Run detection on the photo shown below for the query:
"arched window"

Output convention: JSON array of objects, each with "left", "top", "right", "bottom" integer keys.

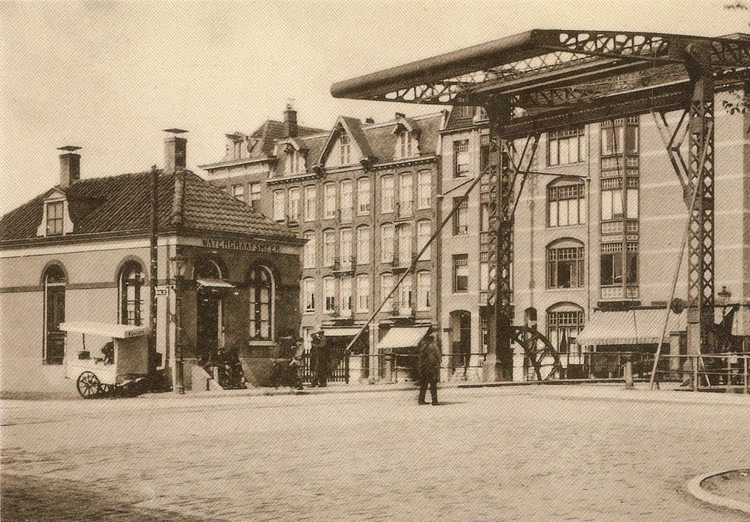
[
  {"left": 44, "top": 264, "right": 66, "bottom": 365},
  {"left": 247, "top": 266, "right": 274, "bottom": 341},
  {"left": 547, "top": 303, "right": 585, "bottom": 358},
  {"left": 194, "top": 258, "right": 222, "bottom": 279},
  {"left": 547, "top": 239, "right": 585, "bottom": 289},
  {"left": 119, "top": 261, "right": 144, "bottom": 325}
]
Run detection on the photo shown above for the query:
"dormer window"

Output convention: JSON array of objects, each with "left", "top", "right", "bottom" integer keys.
[
  {"left": 397, "top": 130, "right": 414, "bottom": 159},
  {"left": 46, "top": 201, "right": 64, "bottom": 236},
  {"left": 288, "top": 150, "right": 305, "bottom": 175},
  {"left": 339, "top": 133, "right": 351, "bottom": 165},
  {"left": 37, "top": 193, "right": 73, "bottom": 238}
]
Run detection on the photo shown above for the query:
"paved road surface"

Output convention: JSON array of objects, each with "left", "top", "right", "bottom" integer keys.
[{"left": 2, "top": 384, "right": 749, "bottom": 521}]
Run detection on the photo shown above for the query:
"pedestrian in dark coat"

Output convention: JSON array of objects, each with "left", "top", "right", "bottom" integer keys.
[
  {"left": 310, "top": 331, "right": 329, "bottom": 387},
  {"left": 417, "top": 335, "right": 440, "bottom": 405}
]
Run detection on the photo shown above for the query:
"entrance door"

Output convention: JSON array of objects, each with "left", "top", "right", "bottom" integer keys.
[
  {"left": 45, "top": 266, "right": 66, "bottom": 364},
  {"left": 196, "top": 289, "right": 221, "bottom": 362}
]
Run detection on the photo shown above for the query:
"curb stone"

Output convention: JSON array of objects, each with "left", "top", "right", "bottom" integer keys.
[{"left": 686, "top": 470, "right": 750, "bottom": 515}]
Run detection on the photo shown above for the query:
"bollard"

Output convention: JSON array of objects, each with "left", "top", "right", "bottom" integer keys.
[{"left": 624, "top": 360, "right": 634, "bottom": 389}]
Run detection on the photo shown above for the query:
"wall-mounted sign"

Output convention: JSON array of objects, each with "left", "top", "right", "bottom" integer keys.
[{"left": 202, "top": 237, "right": 281, "bottom": 254}]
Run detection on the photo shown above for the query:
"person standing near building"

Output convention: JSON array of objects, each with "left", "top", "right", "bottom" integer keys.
[
  {"left": 418, "top": 334, "right": 440, "bottom": 405},
  {"left": 310, "top": 331, "right": 329, "bottom": 387}
]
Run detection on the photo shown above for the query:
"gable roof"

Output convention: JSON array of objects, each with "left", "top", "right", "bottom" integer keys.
[{"left": 0, "top": 170, "right": 299, "bottom": 245}]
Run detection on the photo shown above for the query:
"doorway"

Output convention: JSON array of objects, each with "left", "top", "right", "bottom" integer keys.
[
  {"left": 44, "top": 265, "right": 66, "bottom": 364},
  {"left": 449, "top": 310, "right": 472, "bottom": 374},
  {"left": 194, "top": 258, "right": 225, "bottom": 362}
]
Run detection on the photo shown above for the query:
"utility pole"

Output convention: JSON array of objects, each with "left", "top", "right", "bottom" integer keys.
[{"left": 148, "top": 165, "right": 159, "bottom": 380}]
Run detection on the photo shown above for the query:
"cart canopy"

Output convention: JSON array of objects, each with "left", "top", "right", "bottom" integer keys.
[{"left": 59, "top": 321, "right": 150, "bottom": 339}]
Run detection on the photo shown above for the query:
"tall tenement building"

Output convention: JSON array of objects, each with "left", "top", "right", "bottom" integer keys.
[
  {"left": 440, "top": 101, "right": 750, "bottom": 381},
  {"left": 201, "top": 107, "right": 448, "bottom": 382}
]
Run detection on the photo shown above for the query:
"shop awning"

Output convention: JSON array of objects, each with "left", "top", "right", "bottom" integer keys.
[
  {"left": 577, "top": 309, "right": 687, "bottom": 346},
  {"left": 321, "top": 328, "right": 362, "bottom": 337},
  {"left": 196, "top": 278, "right": 235, "bottom": 289},
  {"left": 376, "top": 327, "right": 430, "bottom": 351}
]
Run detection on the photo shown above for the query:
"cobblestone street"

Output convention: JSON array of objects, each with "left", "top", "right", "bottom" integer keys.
[{"left": 2, "top": 384, "right": 749, "bottom": 521}]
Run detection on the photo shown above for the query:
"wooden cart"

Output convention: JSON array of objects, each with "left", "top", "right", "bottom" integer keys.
[{"left": 61, "top": 321, "right": 150, "bottom": 398}]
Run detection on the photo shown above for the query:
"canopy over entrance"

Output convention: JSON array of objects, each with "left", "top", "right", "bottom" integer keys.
[
  {"left": 321, "top": 328, "right": 361, "bottom": 337},
  {"left": 577, "top": 309, "right": 687, "bottom": 347},
  {"left": 332, "top": 29, "right": 750, "bottom": 138},
  {"left": 376, "top": 327, "right": 430, "bottom": 351}
]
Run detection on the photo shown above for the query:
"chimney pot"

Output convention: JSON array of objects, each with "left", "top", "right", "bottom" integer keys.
[
  {"left": 164, "top": 129, "right": 188, "bottom": 174},
  {"left": 57, "top": 146, "right": 81, "bottom": 188},
  {"left": 365, "top": 117, "right": 375, "bottom": 124},
  {"left": 283, "top": 105, "right": 298, "bottom": 138}
]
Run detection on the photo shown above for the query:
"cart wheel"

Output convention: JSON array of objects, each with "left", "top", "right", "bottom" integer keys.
[
  {"left": 76, "top": 371, "right": 101, "bottom": 399},
  {"left": 98, "top": 383, "right": 112, "bottom": 396}
]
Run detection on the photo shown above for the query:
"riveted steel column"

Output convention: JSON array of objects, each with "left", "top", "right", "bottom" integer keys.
[
  {"left": 685, "top": 66, "right": 715, "bottom": 360},
  {"left": 485, "top": 100, "right": 515, "bottom": 381}
]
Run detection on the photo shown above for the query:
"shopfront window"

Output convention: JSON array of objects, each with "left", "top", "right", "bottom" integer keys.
[
  {"left": 247, "top": 266, "right": 273, "bottom": 340},
  {"left": 119, "top": 261, "right": 143, "bottom": 326}
]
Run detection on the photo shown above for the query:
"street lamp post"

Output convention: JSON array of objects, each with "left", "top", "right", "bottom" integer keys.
[{"left": 171, "top": 253, "right": 187, "bottom": 394}]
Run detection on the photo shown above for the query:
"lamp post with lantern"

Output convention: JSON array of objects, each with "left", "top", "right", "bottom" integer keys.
[{"left": 171, "top": 253, "right": 187, "bottom": 394}]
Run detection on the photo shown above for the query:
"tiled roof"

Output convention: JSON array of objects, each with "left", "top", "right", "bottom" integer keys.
[{"left": 0, "top": 170, "right": 298, "bottom": 244}]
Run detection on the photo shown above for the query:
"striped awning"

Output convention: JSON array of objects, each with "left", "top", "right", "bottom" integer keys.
[
  {"left": 577, "top": 309, "right": 687, "bottom": 347},
  {"left": 376, "top": 327, "right": 430, "bottom": 350}
]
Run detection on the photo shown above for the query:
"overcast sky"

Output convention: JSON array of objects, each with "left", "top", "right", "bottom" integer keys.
[{"left": 2, "top": 0, "right": 748, "bottom": 215}]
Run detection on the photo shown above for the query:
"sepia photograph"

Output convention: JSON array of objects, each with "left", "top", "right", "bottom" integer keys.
[{"left": 1, "top": 0, "right": 750, "bottom": 520}]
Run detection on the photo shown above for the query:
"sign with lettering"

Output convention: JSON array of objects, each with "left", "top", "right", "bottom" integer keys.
[{"left": 202, "top": 238, "right": 281, "bottom": 254}]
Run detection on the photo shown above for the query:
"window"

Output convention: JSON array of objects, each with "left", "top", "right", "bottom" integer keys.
[
  {"left": 340, "top": 180, "right": 353, "bottom": 222},
  {"left": 397, "top": 130, "right": 414, "bottom": 159},
  {"left": 340, "top": 277, "right": 352, "bottom": 314},
  {"left": 399, "top": 275, "right": 412, "bottom": 314},
  {"left": 398, "top": 224, "right": 412, "bottom": 266},
  {"left": 547, "top": 306, "right": 585, "bottom": 357},
  {"left": 600, "top": 242, "right": 638, "bottom": 286},
  {"left": 324, "top": 277, "right": 335, "bottom": 313},
  {"left": 399, "top": 173, "right": 413, "bottom": 217},
  {"left": 480, "top": 134, "right": 490, "bottom": 175},
  {"left": 304, "top": 185, "right": 317, "bottom": 221},
  {"left": 601, "top": 118, "right": 638, "bottom": 156},
  {"left": 417, "top": 220, "right": 431, "bottom": 261},
  {"left": 381, "top": 273, "right": 395, "bottom": 311},
  {"left": 380, "top": 223, "right": 394, "bottom": 263},
  {"left": 548, "top": 126, "right": 586, "bottom": 166},
  {"left": 417, "top": 271, "right": 431, "bottom": 310},
  {"left": 340, "top": 228, "right": 352, "bottom": 269},
  {"left": 417, "top": 171, "right": 431, "bottom": 209},
  {"left": 381, "top": 176, "right": 395, "bottom": 213},
  {"left": 357, "top": 274, "right": 370, "bottom": 312},
  {"left": 453, "top": 198, "right": 468, "bottom": 235},
  {"left": 46, "top": 201, "right": 64, "bottom": 236},
  {"left": 357, "top": 177, "right": 370, "bottom": 215},
  {"left": 231, "top": 184, "right": 245, "bottom": 202},
  {"left": 250, "top": 182, "right": 261, "bottom": 209},
  {"left": 119, "top": 261, "right": 143, "bottom": 326},
  {"left": 454, "top": 140, "right": 469, "bottom": 177},
  {"left": 248, "top": 266, "right": 273, "bottom": 340},
  {"left": 288, "top": 150, "right": 304, "bottom": 175},
  {"left": 453, "top": 254, "right": 469, "bottom": 292},
  {"left": 303, "top": 231, "right": 316, "bottom": 268},
  {"left": 601, "top": 185, "right": 638, "bottom": 221},
  {"left": 547, "top": 242, "right": 585, "bottom": 289},
  {"left": 273, "top": 190, "right": 285, "bottom": 222},
  {"left": 324, "top": 182, "right": 337, "bottom": 220},
  {"left": 288, "top": 187, "right": 301, "bottom": 222},
  {"left": 303, "top": 278, "right": 315, "bottom": 312},
  {"left": 548, "top": 183, "right": 586, "bottom": 227},
  {"left": 357, "top": 226, "right": 370, "bottom": 264},
  {"left": 340, "top": 133, "right": 351, "bottom": 165},
  {"left": 323, "top": 229, "right": 336, "bottom": 267}
]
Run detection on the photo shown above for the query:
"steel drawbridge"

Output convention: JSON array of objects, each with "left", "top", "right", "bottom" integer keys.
[{"left": 332, "top": 30, "right": 750, "bottom": 380}]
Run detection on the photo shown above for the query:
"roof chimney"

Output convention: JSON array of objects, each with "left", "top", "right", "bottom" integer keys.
[
  {"left": 164, "top": 129, "right": 188, "bottom": 174},
  {"left": 283, "top": 103, "right": 298, "bottom": 138},
  {"left": 365, "top": 117, "right": 375, "bottom": 124},
  {"left": 58, "top": 146, "right": 81, "bottom": 188}
]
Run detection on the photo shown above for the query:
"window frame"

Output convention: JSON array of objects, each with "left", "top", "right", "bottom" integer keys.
[
  {"left": 453, "top": 139, "right": 470, "bottom": 178},
  {"left": 453, "top": 254, "right": 469, "bottom": 293}
]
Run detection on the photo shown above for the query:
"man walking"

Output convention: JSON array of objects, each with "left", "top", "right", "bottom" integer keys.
[
  {"left": 310, "top": 331, "right": 329, "bottom": 387},
  {"left": 417, "top": 334, "right": 440, "bottom": 405}
]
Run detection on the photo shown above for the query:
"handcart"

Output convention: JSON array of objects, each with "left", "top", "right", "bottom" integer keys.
[{"left": 61, "top": 321, "right": 150, "bottom": 398}]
